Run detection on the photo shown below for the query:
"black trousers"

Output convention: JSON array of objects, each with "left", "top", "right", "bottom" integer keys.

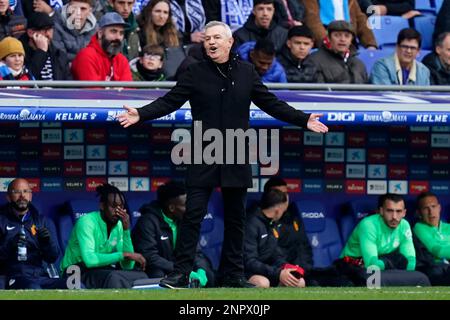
[
  {"left": 81, "top": 269, "right": 148, "bottom": 289},
  {"left": 174, "top": 186, "right": 247, "bottom": 278}
]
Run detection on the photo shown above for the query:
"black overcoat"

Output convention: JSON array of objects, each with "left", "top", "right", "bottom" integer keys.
[{"left": 137, "top": 55, "right": 310, "bottom": 187}]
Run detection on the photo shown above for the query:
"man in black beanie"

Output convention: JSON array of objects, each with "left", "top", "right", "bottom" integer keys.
[
  {"left": 19, "top": 12, "right": 71, "bottom": 80},
  {"left": 277, "top": 24, "right": 316, "bottom": 83},
  {"left": 132, "top": 180, "right": 215, "bottom": 287}
]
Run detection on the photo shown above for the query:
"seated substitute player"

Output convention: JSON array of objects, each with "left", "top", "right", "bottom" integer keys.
[
  {"left": 244, "top": 189, "right": 306, "bottom": 288},
  {"left": 61, "top": 183, "right": 147, "bottom": 288},
  {"left": 132, "top": 180, "right": 216, "bottom": 287},
  {"left": 413, "top": 191, "right": 450, "bottom": 286},
  {"left": 337, "top": 193, "right": 430, "bottom": 287}
]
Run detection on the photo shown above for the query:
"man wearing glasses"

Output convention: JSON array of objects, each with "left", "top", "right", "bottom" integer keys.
[
  {"left": 370, "top": 28, "right": 430, "bottom": 85},
  {"left": 0, "top": 178, "right": 67, "bottom": 289},
  {"left": 130, "top": 44, "right": 166, "bottom": 81}
]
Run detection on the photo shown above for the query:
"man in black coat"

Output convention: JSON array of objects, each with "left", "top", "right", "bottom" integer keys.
[
  {"left": 19, "top": 12, "right": 71, "bottom": 80},
  {"left": 422, "top": 32, "right": 450, "bottom": 85},
  {"left": 119, "top": 20, "right": 327, "bottom": 289},
  {"left": 277, "top": 25, "right": 316, "bottom": 83},
  {"left": 132, "top": 180, "right": 215, "bottom": 287}
]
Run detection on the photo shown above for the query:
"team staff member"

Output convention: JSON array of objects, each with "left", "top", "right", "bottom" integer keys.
[{"left": 118, "top": 20, "right": 328, "bottom": 289}]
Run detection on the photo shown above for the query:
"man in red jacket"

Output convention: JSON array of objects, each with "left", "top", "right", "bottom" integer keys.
[{"left": 71, "top": 11, "right": 132, "bottom": 81}]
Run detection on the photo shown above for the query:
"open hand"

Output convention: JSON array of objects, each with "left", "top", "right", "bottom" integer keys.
[
  {"left": 307, "top": 113, "right": 328, "bottom": 133},
  {"left": 118, "top": 105, "right": 140, "bottom": 128}
]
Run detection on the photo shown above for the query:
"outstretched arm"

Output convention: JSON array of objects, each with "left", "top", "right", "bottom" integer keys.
[
  {"left": 118, "top": 68, "right": 194, "bottom": 128},
  {"left": 251, "top": 68, "right": 328, "bottom": 133}
]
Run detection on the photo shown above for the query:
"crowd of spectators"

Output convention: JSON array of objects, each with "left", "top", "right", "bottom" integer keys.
[{"left": 0, "top": 0, "right": 447, "bottom": 84}]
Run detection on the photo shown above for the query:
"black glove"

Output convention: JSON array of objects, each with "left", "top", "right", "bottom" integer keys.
[{"left": 37, "top": 227, "right": 51, "bottom": 245}]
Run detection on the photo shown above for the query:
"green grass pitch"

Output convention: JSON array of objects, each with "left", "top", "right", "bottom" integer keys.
[{"left": 0, "top": 287, "right": 450, "bottom": 300}]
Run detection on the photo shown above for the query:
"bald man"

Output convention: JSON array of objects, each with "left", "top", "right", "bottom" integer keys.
[{"left": 0, "top": 178, "right": 66, "bottom": 289}]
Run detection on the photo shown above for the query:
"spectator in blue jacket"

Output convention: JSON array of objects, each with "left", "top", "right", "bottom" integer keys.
[
  {"left": 370, "top": 28, "right": 430, "bottom": 85},
  {"left": 237, "top": 38, "right": 287, "bottom": 83},
  {"left": 0, "top": 178, "right": 66, "bottom": 289}
]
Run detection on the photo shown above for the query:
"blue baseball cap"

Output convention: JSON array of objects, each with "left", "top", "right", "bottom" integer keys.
[{"left": 98, "top": 12, "right": 129, "bottom": 29}]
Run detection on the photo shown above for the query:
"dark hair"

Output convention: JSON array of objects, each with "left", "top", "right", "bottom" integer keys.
[
  {"left": 254, "top": 38, "right": 276, "bottom": 56},
  {"left": 435, "top": 31, "right": 450, "bottom": 48},
  {"left": 140, "top": 44, "right": 165, "bottom": 59},
  {"left": 378, "top": 193, "right": 404, "bottom": 209},
  {"left": 137, "top": 0, "right": 179, "bottom": 48},
  {"left": 288, "top": 25, "right": 314, "bottom": 40},
  {"left": 157, "top": 180, "right": 186, "bottom": 208},
  {"left": 263, "top": 176, "right": 287, "bottom": 193},
  {"left": 96, "top": 183, "right": 126, "bottom": 207},
  {"left": 397, "top": 28, "right": 422, "bottom": 48},
  {"left": 253, "top": 0, "right": 274, "bottom": 7},
  {"left": 260, "top": 189, "right": 287, "bottom": 210},
  {"left": 416, "top": 191, "right": 439, "bottom": 208}
]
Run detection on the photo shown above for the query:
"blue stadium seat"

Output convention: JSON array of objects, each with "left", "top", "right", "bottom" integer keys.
[
  {"left": 340, "top": 199, "right": 377, "bottom": 243},
  {"left": 358, "top": 48, "right": 394, "bottom": 73},
  {"left": 435, "top": 0, "right": 443, "bottom": 13},
  {"left": 417, "top": 49, "right": 432, "bottom": 61},
  {"left": 198, "top": 200, "right": 224, "bottom": 270},
  {"left": 368, "top": 16, "right": 409, "bottom": 48},
  {"left": 415, "top": 0, "right": 435, "bottom": 13},
  {"left": 162, "top": 46, "right": 187, "bottom": 80},
  {"left": 297, "top": 200, "right": 342, "bottom": 268},
  {"left": 58, "top": 199, "right": 97, "bottom": 251},
  {"left": 414, "top": 16, "right": 437, "bottom": 50}
]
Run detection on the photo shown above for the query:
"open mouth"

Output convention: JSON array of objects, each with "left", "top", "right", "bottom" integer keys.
[{"left": 209, "top": 46, "right": 218, "bottom": 53}]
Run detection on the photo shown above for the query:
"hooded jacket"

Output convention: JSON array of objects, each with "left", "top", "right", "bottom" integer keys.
[
  {"left": 106, "top": 5, "right": 141, "bottom": 60},
  {"left": 233, "top": 14, "right": 288, "bottom": 53},
  {"left": 71, "top": 34, "right": 133, "bottom": 81},
  {"left": 131, "top": 200, "right": 213, "bottom": 280},
  {"left": 53, "top": 4, "right": 98, "bottom": 62},
  {"left": 237, "top": 41, "right": 287, "bottom": 83}
]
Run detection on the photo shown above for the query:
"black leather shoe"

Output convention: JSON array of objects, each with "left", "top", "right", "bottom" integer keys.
[
  {"left": 159, "top": 272, "right": 189, "bottom": 289},
  {"left": 221, "top": 276, "right": 255, "bottom": 288}
]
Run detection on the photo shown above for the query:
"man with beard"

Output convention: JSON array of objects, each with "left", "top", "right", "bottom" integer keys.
[
  {"left": 118, "top": 21, "right": 327, "bottom": 289},
  {"left": 337, "top": 193, "right": 430, "bottom": 287},
  {"left": 71, "top": 11, "right": 132, "bottom": 81},
  {"left": 0, "top": 178, "right": 67, "bottom": 289},
  {"left": 61, "top": 183, "right": 147, "bottom": 288}
]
